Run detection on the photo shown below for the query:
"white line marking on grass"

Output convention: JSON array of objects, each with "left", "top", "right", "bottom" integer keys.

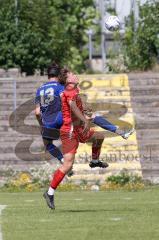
[
  {"left": 110, "top": 217, "right": 122, "bottom": 221},
  {"left": 123, "top": 197, "right": 132, "bottom": 200},
  {"left": 0, "top": 205, "right": 7, "bottom": 240},
  {"left": 74, "top": 199, "right": 83, "bottom": 201},
  {"left": 39, "top": 219, "right": 52, "bottom": 223},
  {"left": 25, "top": 200, "right": 35, "bottom": 203}
]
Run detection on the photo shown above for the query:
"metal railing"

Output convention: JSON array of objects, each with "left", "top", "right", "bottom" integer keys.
[
  {"left": 0, "top": 78, "right": 17, "bottom": 112},
  {"left": 0, "top": 78, "right": 17, "bottom": 128}
]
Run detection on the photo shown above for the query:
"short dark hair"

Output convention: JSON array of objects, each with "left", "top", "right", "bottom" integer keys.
[
  {"left": 59, "top": 67, "right": 70, "bottom": 85},
  {"left": 47, "top": 62, "right": 61, "bottom": 78}
]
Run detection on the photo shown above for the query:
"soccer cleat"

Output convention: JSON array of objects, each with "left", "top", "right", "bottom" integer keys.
[
  {"left": 43, "top": 191, "right": 55, "bottom": 210},
  {"left": 122, "top": 128, "right": 135, "bottom": 140},
  {"left": 89, "top": 160, "right": 109, "bottom": 168}
]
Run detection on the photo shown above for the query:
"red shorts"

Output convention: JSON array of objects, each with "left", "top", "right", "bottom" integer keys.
[{"left": 60, "top": 126, "right": 94, "bottom": 154}]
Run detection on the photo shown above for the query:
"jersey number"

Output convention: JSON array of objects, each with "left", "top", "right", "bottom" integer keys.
[{"left": 40, "top": 87, "right": 54, "bottom": 106}]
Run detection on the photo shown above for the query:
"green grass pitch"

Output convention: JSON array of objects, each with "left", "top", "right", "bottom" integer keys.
[{"left": 1, "top": 188, "right": 159, "bottom": 240}]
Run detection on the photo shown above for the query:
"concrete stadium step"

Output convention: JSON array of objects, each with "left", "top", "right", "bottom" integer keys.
[
  {"left": 1, "top": 91, "right": 159, "bottom": 102},
  {"left": 0, "top": 136, "right": 41, "bottom": 142},
  {"left": 1, "top": 110, "right": 139, "bottom": 122},
  {"left": 0, "top": 73, "right": 159, "bottom": 182},
  {"left": 1, "top": 73, "right": 159, "bottom": 85},
  {"left": 0, "top": 93, "right": 36, "bottom": 99},
  {"left": 128, "top": 73, "right": 159, "bottom": 81},
  {"left": 0, "top": 99, "right": 33, "bottom": 104},
  {"left": 0, "top": 146, "right": 141, "bottom": 155},
  {"left": 83, "top": 95, "right": 159, "bottom": 102},
  {"left": 133, "top": 115, "right": 159, "bottom": 124},
  {"left": 1, "top": 129, "right": 158, "bottom": 141},
  {"left": 1, "top": 107, "right": 159, "bottom": 117},
  {"left": 0, "top": 147, "right": 43, "bottom": 154},
  {"left": 142, "top": 170, "right": 159, "bottom": 180},
  {"left": 89, "top": 96, "right": 159, "bottom": 106},
  {"left": 0, "top": 139, "right": 43, "bottom": 147},
  {"left": 0, "top": 88, "right": 37, "bottom": 93},
  {"left": 136, "top": 122, "right": 159, "bottom": 129},
  {"left": 134, "top": 114, "right": 159, "bottom": 122},
  {"left": 137, "top": 140, "right": 159, "bottom": 148},
  {"left": 129, "top": 79, "right": 159, "bottom": 87},
  {"left": 128, "top": 72, "right": 159, "bottom": 78},
  {"left": 0, "top": 111, "right": 137, "bottom": 121},
  {"left": 2, "top": 102, "right": 134, "bottom": 110},
  {"left": 131, "top": 95, "right": 159, "bottom": 102},
  {"left": 136, "top": 129, "right": 159, "bottom": 137},
  {"left": 0, "top": 143, "right": 140, "bottom": 154},
  {"left": 0, "top": 138, "right": 138, "bottom": 147},
  {"left": 0, "top": 126, "right": 39, "bottom": 133},
  {"left": 0, "top": 120, "right": 37, "bottom": 126},
  {"left": 137, "top": 145, "right": 159, "bottom": 153},
  {"left": 130, "top": 88, "right": 159, "bottom": 96},
  {"left": 0, "top": 140, "right": 141, "bottom": 154},
  {"left": 130, "top": 100, "right": 159, "bottom": 108},
  {"left": 0, "top": 160, "right": 44, "bottom": 167},
  {"left": 0, "top": 77, "right": 45, "bottom": 83},
  {"left": 2, "top": 83, "right": 159, "bottom": 91},
  {"left": 2, "top": 108, "right": 158, "bottom": 121},
  {"left": 132, "top": 107, "right": 159, "bottom": 114},
  {"left": 1, "top": 94, "right": 158, "bottom": 102},
  {"left": 2, "top": 74, "right": 159, "bottom": 88},
  {"left": 0, "top": 153, "right": 46, "bottom": 161}
]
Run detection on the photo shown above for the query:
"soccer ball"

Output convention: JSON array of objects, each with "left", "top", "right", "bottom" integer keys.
[{"left": 105, "top": 15, "right": 120, "bottom": 31}]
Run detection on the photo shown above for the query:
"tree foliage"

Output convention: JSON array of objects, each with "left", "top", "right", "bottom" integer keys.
[
  {"left": 123, "top": 0, "right": 159, "bottom": 70},
  {"left": 0, "top": 0, "right": 96, "bottom": 74}
]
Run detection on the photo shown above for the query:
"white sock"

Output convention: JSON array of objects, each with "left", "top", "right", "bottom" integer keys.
[
  {"left": 48, "top": 187, "right": 55, "bottom": 196},
  {"left": 60, "top": 158, "right": 64, "bottom": 164},
  {"left": 91, "top": 159, "right": 99, "bottom": 163},
  {"left": 115, "top": 128, "right": 124, "bottom": 136}
]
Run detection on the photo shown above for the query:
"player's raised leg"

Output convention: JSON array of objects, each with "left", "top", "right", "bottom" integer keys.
[{"left": 92, "top": 115, "right": 134, "bottom": 140}]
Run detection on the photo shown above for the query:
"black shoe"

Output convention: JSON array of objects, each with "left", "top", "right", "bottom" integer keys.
[
  {"left": 89, "top": 160, "right": 109, "bottom": 168},
  {"left": 43, "top": 191, "right": 55, "bottom": 210}
]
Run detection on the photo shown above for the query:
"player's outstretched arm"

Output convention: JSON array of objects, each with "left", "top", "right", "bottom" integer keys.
[{"left": 35, "top": 104, "right": 42, "bottom": 127}]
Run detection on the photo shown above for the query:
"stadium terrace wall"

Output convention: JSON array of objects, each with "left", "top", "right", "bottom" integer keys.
[{"left": 0, "top": 73, "right": 159, "bottom": 184}]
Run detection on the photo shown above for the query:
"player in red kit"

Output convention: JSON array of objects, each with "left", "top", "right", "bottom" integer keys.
[
  {"left": 44, "top": 71, "right": 108, "bottom": 209},
  {"left": 60, "top": 73, "right": 105, "bottom": 157}
]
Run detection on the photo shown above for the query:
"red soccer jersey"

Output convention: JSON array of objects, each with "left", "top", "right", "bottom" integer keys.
[{"left": 61, "top": 87, "right": 84, "bottom": 132}]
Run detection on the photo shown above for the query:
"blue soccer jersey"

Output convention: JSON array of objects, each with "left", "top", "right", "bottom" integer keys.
[{"left": 35, "top": 81, "right": 64, "bottom": 128}]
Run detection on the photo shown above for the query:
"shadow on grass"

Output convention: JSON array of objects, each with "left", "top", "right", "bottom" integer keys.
[{"left": 55, "top": 208, "right": 136, "bottom": 213}]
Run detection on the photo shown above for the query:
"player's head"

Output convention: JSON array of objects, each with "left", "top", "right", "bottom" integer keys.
[
  {"left": 59, "top": 67, "right": 79, "bottom": 89},
  {"left": 47, "top": 62, "right": 61, "bottom": 79},
  {"left": 66, "top": 71, "right": 79, "bottom": 90},
  {"left": 66, "top": 72, "right": 79, "bottom": 84}
]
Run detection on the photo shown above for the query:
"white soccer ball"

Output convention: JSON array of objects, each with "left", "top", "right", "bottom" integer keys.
[{"left": 105, "top": 15, "right": 120, "bottom": 31}]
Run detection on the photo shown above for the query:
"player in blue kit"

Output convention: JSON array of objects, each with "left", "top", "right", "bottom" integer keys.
[{"left": 35, "top": 63, "right": 64, "bottom": 163}]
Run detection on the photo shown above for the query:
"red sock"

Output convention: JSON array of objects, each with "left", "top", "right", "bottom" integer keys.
[
  {"left": 92, "top": 139, "right": 103, "bottom": 159},
  {"left": 50, "top": 169, "right": 65, "bottom": 189}
]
